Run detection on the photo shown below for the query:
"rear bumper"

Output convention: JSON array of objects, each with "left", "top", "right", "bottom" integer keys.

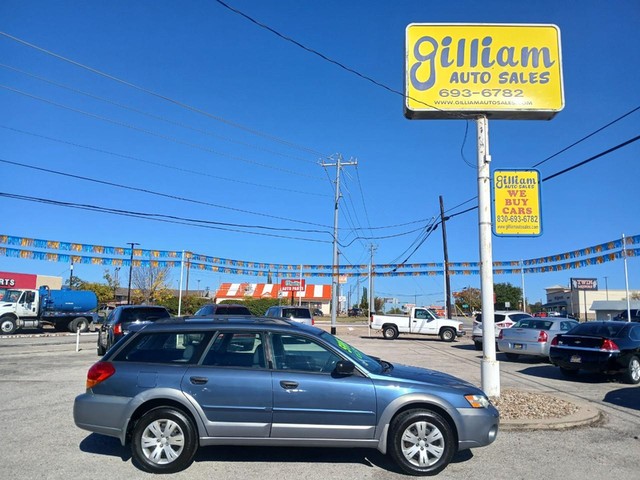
[
  {"left": 549, "top": 349, "right": 624, "bottom": 373},
  {"left": 498, "top": 340, "right": 547, "bottom": 357},
  {"left": 73, "top": 392, "right": 131, "bottom": 445}
]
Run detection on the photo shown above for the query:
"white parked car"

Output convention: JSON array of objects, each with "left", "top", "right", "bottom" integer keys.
[{"left": 472, "top": 311, "right": 533, "bottom": 350}]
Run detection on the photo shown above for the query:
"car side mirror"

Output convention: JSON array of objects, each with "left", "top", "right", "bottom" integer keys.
[{"left": 334, "top": 360, "right": 355, "bottom": 376}]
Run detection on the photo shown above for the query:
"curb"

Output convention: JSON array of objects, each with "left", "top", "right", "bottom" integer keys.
[{"left": 500, "top": 397, "right": 604, "bottom": 431}]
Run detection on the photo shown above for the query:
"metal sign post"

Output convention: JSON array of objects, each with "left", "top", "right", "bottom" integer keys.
[{"left": 476, "top": 116, "right": 499, "bottom": 398}]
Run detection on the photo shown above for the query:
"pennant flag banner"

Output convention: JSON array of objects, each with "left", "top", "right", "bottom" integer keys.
[{"left": 1, "top": 234, "right": 638, "bottom": 276}]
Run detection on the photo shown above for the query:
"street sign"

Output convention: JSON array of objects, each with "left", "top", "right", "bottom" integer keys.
[
  {"left": 492, "top": 169, "right": 542, "bottom": 236},
  {"left": 405, "top": 24, "right": 564, "bottom": 120}
]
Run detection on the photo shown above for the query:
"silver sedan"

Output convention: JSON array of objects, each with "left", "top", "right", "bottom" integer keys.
[{"left": 497, "top": 317, "right": 579, "bottom": 361}]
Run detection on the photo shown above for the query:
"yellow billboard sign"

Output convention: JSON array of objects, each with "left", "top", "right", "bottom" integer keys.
[
  {"left": 493, "top": 170, "right": 542, "bottom": 236},
  {"left": 405, "top": 24, "right": 564, "bottom": 120}
]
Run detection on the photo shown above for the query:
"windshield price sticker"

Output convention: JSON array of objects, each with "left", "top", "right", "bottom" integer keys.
[{"left": 492, "top": 170, "right": 542, "bottom": 237}]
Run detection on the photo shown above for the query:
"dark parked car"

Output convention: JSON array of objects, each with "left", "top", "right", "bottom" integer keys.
[
  {"left": 312, "top": 308, "right": 324, "bottom": 317},
  {"left": 193, "top": 303, "right": 252, "bottom": 316},
  {"left": 549, "top": 321, "right": 640, "bottom": 384},
  {"left": 75, "top": 317, "right": 499, "bottom": 475},
  {"left": 96, "top": 305, "right": 171, "bottom": 355},
  {"left": 614, "top": 309, "right": 640, "bottom": 322},
  {"left": 348, "top": 307, "right": 364, "bottom": 317}
]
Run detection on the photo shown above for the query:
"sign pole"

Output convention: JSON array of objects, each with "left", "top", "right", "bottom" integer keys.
[{"left": 476, "top": 115, "right": 499, "bottom": 398}]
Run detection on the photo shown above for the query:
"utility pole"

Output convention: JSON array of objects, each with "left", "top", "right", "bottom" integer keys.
[
  {"left": 321, "top": 154, "right": 357, "bottom": 334},
  {"left": 69, "top": 261, "right": 74, "bottom": 290},
  {"left": 439, "top": 196, "right": 452, "bottom": 319},
  {"left": 369, "top": 244, "right": 376, "bottom": 317}
]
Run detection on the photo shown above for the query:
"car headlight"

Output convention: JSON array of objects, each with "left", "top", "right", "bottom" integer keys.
[{"left": 464, "top": 394, "right": 491, "bottom": 408}]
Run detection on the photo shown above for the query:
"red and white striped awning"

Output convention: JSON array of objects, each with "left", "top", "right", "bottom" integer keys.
[{"left": 215, "top": 283, "right": 331, "bottom": 301}]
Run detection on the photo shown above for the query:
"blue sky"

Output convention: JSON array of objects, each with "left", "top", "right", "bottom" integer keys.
[{"left": 1, "top": 0, "right": 638, "bottom": 307}]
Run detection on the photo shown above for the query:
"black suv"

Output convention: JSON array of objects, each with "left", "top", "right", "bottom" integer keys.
[
  {"left": 193, "top": 304, "right": 253, "bottom": 316},
  {"left": 97, "top": 305, "right": 171, "bottom": 355}
]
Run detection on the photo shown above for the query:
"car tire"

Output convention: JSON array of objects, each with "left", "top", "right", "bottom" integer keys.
[
  {"left": 0, "top": 316, "right": 17, "bottom": 335},
  {"left": 131, "top": 407, "right": 198, "bottom": 474},
  {"left": 439, "top": 328, "right": 455, "bottom": 342},
  {"left": 505, "top": 353, "right": 519, "bottom": 361},
  {"left": 69, "top": 317, "right": 89, "bottom": 333},
  {"left": 97, "top": 343, "right": 106, "bottom": 356},
  {"left": 382, "top": 325, "right": 399, "bottom": 340},
  {"left": 474, "top": 341, "right": 482, "bottom": 351},
  {"left": 559, "top": 367, "right": 579, "bottom": 378},
  {"left": 389, "top": 408, "right": 455, "bottom": 476},
  {"left": 622, "top": 355, "right": 640, "bottom": 385}
]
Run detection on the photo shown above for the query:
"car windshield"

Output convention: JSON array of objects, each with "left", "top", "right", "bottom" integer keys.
[
  {"left": 513, "top": 319, "right": 553, "bottom": 330},
  {"left": 318, "top": 331, "right": 383, "bottom": 374},
  {"left": 567, "top": 322, "right": 628, "bottom": 338},
  {"left": 283, "top": 308, "right": 311, "bottom": 318}
]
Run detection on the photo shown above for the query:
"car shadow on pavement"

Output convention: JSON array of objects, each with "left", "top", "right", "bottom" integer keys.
[
  {"left": 79, "top": 433, "right": 131, "bottom": 462},
  {"left": 193, "top": 445, "right": 474, "bottom": 472},
  {"left": 515, "top": 364, "right": 621, "bottom": 384},
  {"left": 603, "top": 387, "right": 640, "bottom": 411}
]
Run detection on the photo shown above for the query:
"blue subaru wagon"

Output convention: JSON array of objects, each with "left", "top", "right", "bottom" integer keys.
[{"left": 74, "top": 317, "right": 498, "bottom": 475}]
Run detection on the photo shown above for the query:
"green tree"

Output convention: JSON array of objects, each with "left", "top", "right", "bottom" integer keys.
[
  {"left": 494, "top": 282, "right": 523, "bottom": 310},
  {"left": 131, "top": 265, "right": 173, "bottom": 304},
  {"left": 454, "top": 287, "right": 481, "bottom": 313},
  {"left": 360, "top": 287, "right": 369, "bottom": 313}
]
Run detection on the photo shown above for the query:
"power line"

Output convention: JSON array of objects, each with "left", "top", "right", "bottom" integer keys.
[
  {"left": 0, "top": 157, "right": 334, "bottom": 228},
  {"left": 0, "top": 124, "right": 327, "bottom": 197},
  {"left": 0, "top": 62, "right": 320, "bottom": 166},
  {"left": 0, "top": 30, "right": 327, "bottom": 157},
  {"left": 1, "top": 84, "right": 325, "bottom": 180}
]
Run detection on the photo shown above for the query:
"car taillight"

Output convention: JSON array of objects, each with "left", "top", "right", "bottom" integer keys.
[
  {"left": 550, "top": 336, "right": 559, "bottom": 346},
  {"left": 601, "top": 339, "right": 619, "bottom": 352},
  {"left": 113, "top": 323, "right": 122, "bottom": 335},
  {"left": 537, "top": 331, "right": 548, "bottom": 343},
  {"left": 86, "top": 361, "right": 115, "bottom": 389},
  {"left": 311, "top": 317, "right": 315, "bottom": 325}
]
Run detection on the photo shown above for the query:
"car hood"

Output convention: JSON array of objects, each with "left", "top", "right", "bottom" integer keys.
[{"left": 375, "top": 363, "right": 480, "bottom": 391}]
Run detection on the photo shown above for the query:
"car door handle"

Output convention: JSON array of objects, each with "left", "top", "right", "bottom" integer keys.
[
  {"left": 190, "top": 376, "right": 208, "bottom": 385},
  {"left": 280, "top": 380, "right": 299, "bottom": 390}
]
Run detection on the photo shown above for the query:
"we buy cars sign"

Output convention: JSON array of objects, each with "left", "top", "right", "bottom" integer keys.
[{"left": 280, "top": 279, "right": 305, "bottom": 292}]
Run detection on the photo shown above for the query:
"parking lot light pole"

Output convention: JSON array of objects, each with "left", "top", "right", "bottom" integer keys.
[{"left": 126, "top": 242, "right": 139, "bottom": 305}]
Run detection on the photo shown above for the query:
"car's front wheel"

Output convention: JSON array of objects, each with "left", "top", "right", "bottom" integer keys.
[
  {"left": 623, "top": 355, "right": 640, "bottom": 384},
  {"left": 131, "top": 407, "right": 198, "bottom": 474},
  {"left": 389, "top": 409, "right": 456, "bottom": 476},
  {"left": 439, "top": 328, "right": 455, "bottom": 342},
  {"left": 382, "top": 325, "right": 399, "bottom": 340}
]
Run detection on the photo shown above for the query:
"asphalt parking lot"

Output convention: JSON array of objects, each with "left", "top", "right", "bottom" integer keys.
[{"left": 0, "top": 327, "right": 638, "bottom": 480}]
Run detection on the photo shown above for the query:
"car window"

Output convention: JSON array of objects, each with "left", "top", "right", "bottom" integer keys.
[
  {"left": 113, "top": 332, "right": 212, "bottom": 364},
  {"left": 202, "top": 332, "right": 266, "bottom": 369},
  {"left": 216, "top": 306, "right": 252, "bottom": 315},
  {"left": 508, "top": 313, "right": 532, "bottom": 322},
  {"left": 629, "top": 325, "right": 640, "bottom": 341},
  {"left": 281, "top": 308, "right": 311, "bottom": 319},
  {"left": 560, "top": 321, "right": 578, "bottom": 331},
  {"left": 270, "top": 333, "right": 340, "bottom": 373},
  {"left": 495, "top": 314, "right": 505, "bottom": 323},
  {"left": 195, "top": 305, "right": 213, "bottom": 316},
  {"left": 568, "top": 322, "right": 627, "bottom": 338}
]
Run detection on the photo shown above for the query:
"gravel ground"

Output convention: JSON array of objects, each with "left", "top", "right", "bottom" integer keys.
[{"left": 492, "top": 389, "right": 579, "bottom": 420}]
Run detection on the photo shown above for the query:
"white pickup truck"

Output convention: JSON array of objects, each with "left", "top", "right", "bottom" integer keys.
[{"left": 370, "top": 307, "right": 465, "bottom": 341}]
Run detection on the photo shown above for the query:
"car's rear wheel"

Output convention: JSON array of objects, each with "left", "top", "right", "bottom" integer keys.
[
  {"left": 131, "top": 407, "right": 198, "bottom": 474},
  {"left": 622, "top": 355, "right": 640, "bottom": 385},
  {"left": 559, "top": 367, "right": 579, "bottom": 378},
  {"left": 69, "top": 317, "right": 89, "bottom": 333},
  {"left": 382, "top": 325, "right": 399, "bottom": 340},
  {"left": 474, "top": 341, "right": 482, "bottom": 350},
  {"left": 389, "top": 409, "right": 455, "bottom": 476},
  {"left": 439, "top": 328, "right": 455, "bottom": 342}
]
